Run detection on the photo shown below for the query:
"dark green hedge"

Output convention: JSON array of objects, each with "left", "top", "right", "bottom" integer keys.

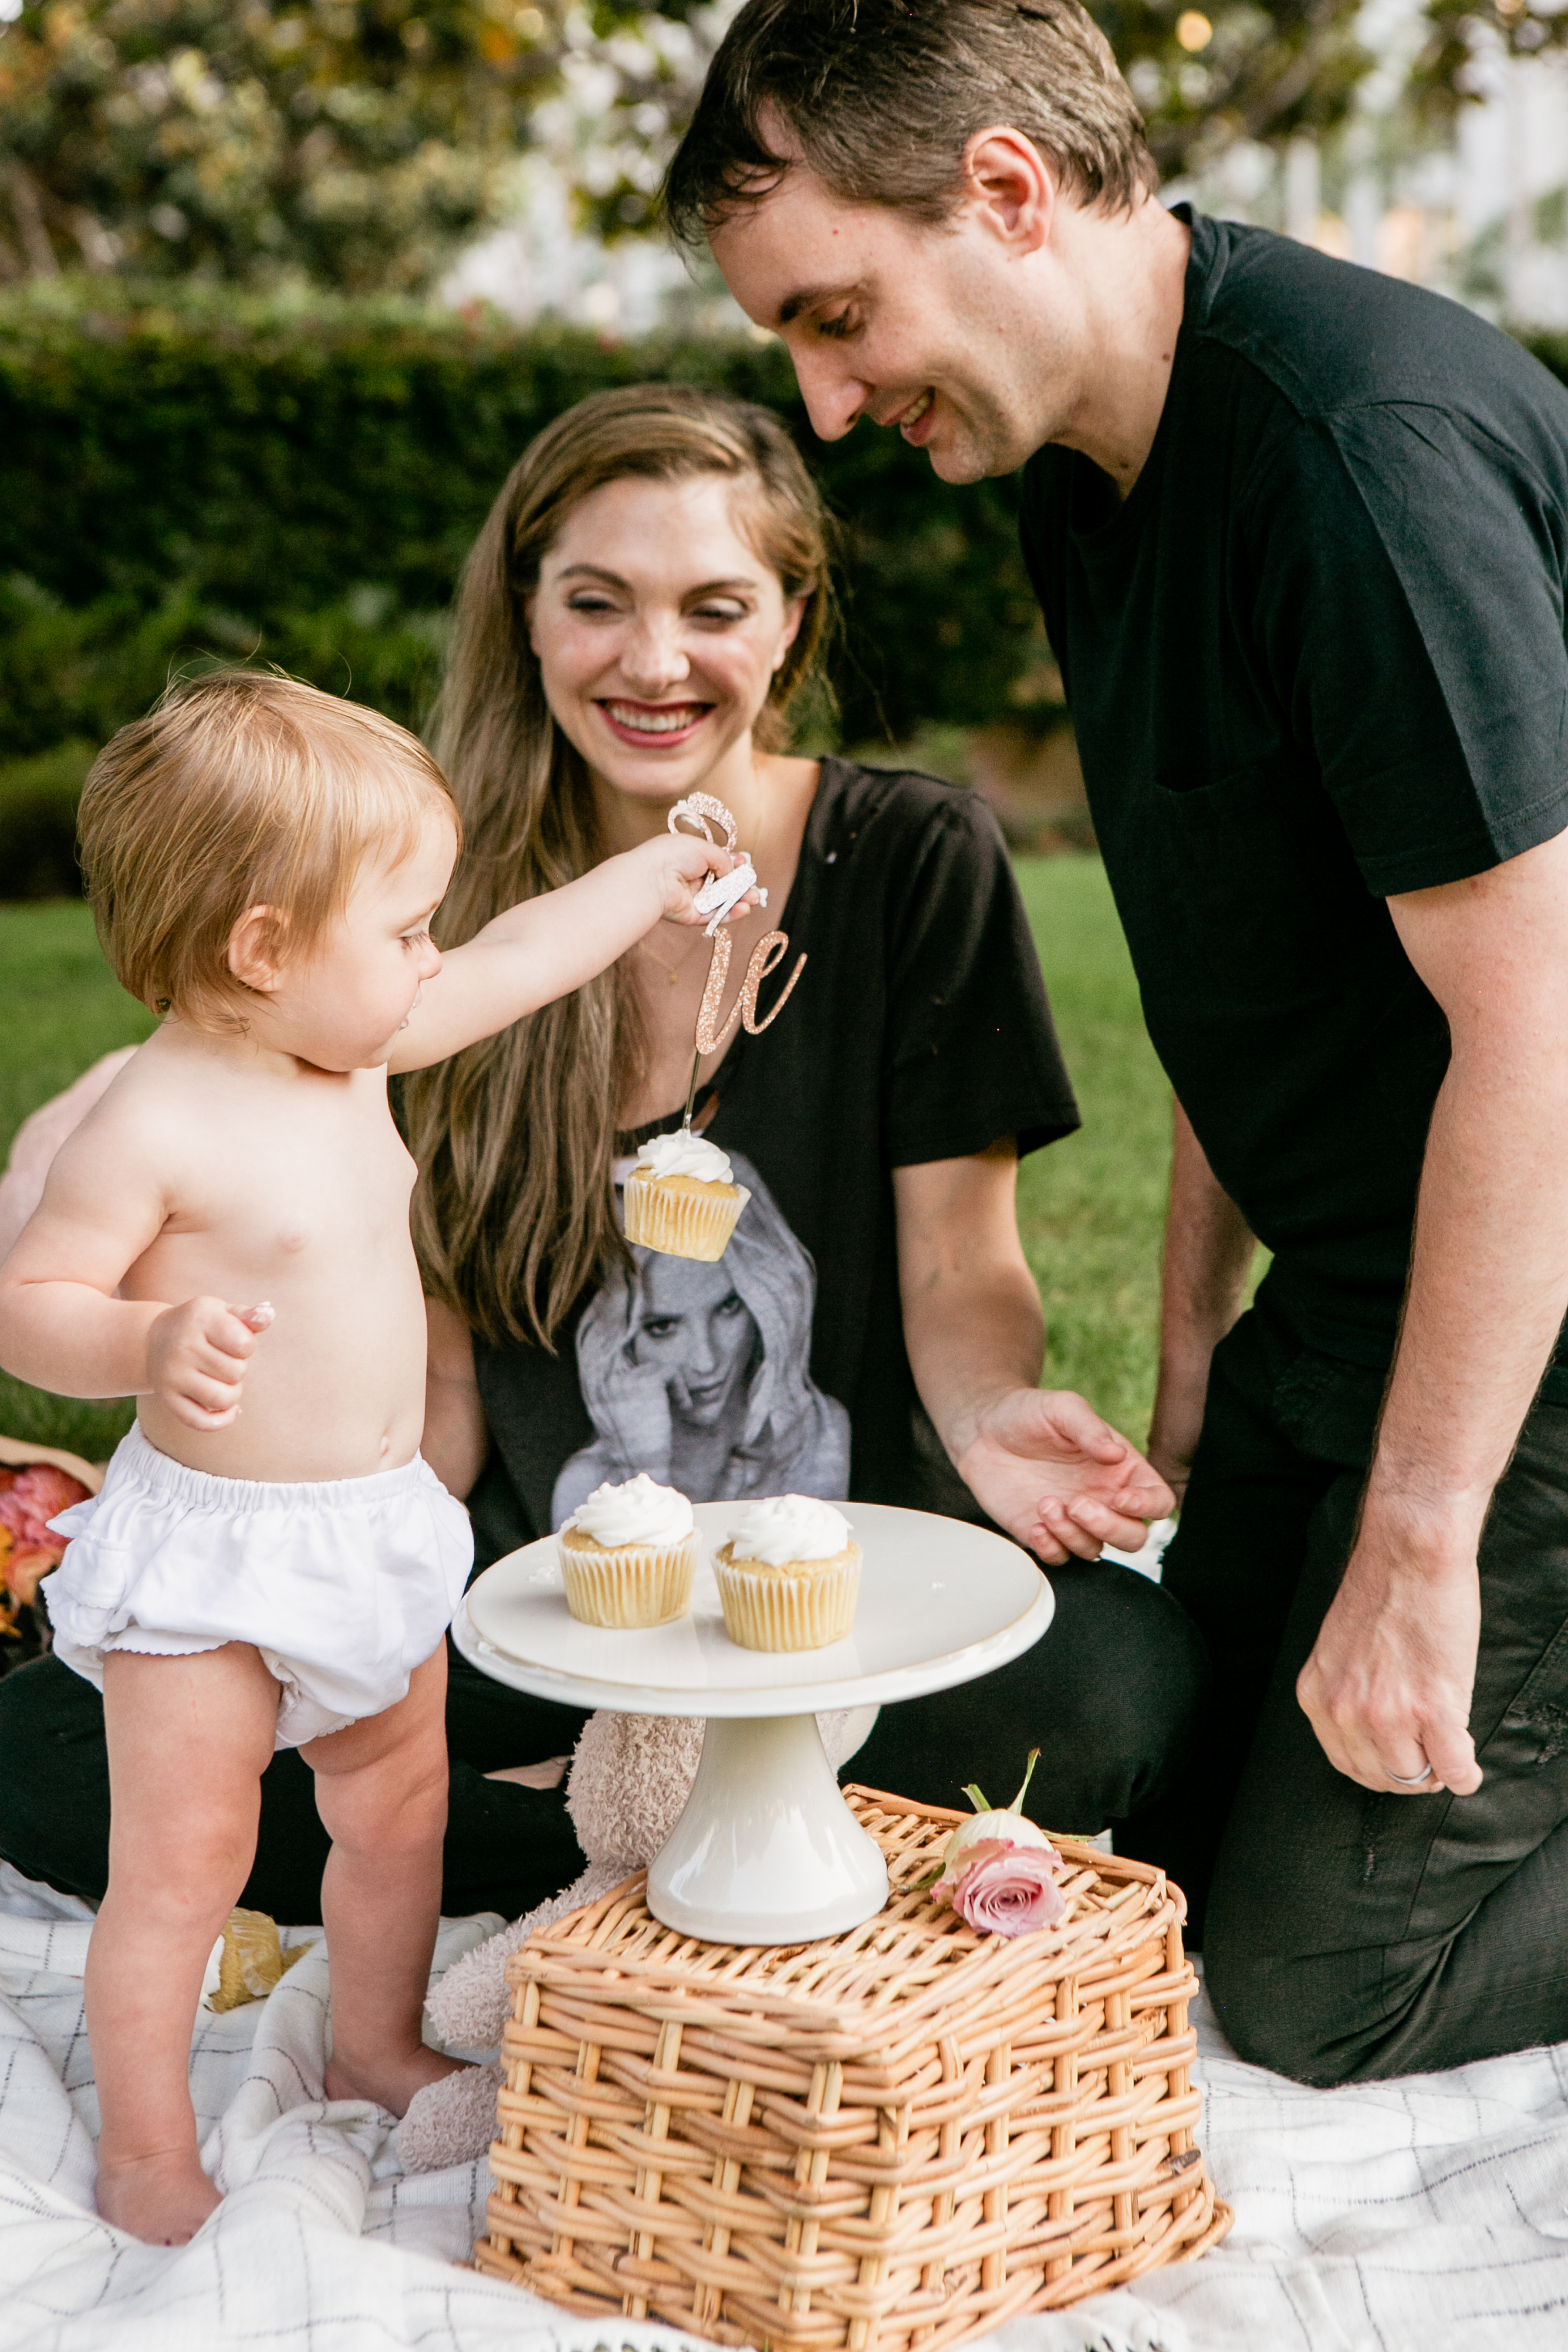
[
  {"left": 5, "top": 284, "right": 1565, "bottom": 899},
  {"left": 0, "top": 282, "right": 1043, "bottom": 767}
]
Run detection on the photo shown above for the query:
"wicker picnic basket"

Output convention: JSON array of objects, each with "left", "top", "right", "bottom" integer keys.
[{"left": 478, "top": 1785, "right": 1230, "bottom": 2350}]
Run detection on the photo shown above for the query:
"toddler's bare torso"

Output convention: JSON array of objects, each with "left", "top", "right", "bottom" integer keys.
[{"left": 114, "top": 1033, "right": 429, "bottom": 1482}]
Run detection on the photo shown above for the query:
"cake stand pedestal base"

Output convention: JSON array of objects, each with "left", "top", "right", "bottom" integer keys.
[{"left": 645, "top": 1712, "right": 889, "bottom": 1944}]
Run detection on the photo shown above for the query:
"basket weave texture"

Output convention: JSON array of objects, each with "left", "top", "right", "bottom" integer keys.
[{"left": 478, "top": 1786, "right": 1230, "bottom": 2350}]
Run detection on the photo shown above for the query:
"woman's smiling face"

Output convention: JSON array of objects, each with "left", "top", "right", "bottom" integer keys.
[{"left": 526, "top": 473, "right": 804, "bottom": 806}]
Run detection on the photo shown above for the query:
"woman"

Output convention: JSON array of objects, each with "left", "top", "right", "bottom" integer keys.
[
  {"left": 0, "top": 385, "right": 1206, "bottom": 1925},
  {"left": 409, "top": 382, "right": 1206, "bottom": 1846}
]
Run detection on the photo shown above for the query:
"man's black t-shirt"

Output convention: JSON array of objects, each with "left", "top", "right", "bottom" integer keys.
[
  {"left": 466, "top": 757, "right": 1079, "bottom": 1568},
  {"left": 1021, "top": 210, "right": 1568, "bottom": 1372}
]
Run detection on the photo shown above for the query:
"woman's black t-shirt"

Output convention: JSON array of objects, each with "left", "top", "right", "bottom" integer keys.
[{"left": 465, "top": 758, "right": 1079, "bottom": 1569}]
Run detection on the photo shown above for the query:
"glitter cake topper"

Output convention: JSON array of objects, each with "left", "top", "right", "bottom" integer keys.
[
  {"left": 669, "top": 793, "right": 769, "bottom": 937},
  {"left": 667, "top": 792, "right": 739, "bottom": 853},
  {"left": 663, "top": 794, "right": 808, "bottom": 1137},
  {"left": 696, "top": 928, "right": 806, "bottom": 1057}
]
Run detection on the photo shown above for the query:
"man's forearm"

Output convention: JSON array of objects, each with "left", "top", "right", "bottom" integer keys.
[
  {"left": 1299, "top": 831, "right": 1568, "bottom": 1796},
  {"left": 1365, "top": 1044, "right": 1568, "bottom": 1549},
  {"left": 1297, "top": 1037, "right": 1568, "bottom": 1795},
  {"left": 1148, "top": 1100, "right": 1255, "bottom": 1479}
]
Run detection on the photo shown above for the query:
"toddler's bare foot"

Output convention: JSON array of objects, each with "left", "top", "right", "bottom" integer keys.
[
  {"left": 96, "top": 2148, "right": 221, "bottom": 2244},
  {"left": 324, "top": 2044, "right": 467, "bottom": 2118}
]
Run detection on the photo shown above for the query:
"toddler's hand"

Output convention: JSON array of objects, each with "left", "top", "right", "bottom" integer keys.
[
  {"left": 638, "top": 833, "right": 764, "bottom": 930},
  {"left": 146, "top": 1297, "right": 273, "bottom": 1431}
]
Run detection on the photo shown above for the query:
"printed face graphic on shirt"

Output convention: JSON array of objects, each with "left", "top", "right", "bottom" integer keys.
[
  {"left": 551, "top": 1151, "right": 851, "bottom": 1527},
  {"left": 628, "top": 1257, "right": 756, "bottom": 1429}
]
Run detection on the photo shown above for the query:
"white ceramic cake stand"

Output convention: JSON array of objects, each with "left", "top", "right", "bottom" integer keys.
[{"left": 453, "top": 1501, "right": 1054, "bottom": 1946}]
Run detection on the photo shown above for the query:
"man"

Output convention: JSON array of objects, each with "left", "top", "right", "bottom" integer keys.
[{"left": 666, "top": 0, "right": 1568, "bottom": 2085}]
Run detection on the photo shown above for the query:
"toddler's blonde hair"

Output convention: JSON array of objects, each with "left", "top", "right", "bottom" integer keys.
[{"left": 79, "top": 670, "right": 458, "bottom": 1030}]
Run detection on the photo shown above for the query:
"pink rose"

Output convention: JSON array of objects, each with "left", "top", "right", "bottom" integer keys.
[
  {"left": 933, "top": 1837, "right": 1066, "bottom": 1937},
  {"left": 0, "top": 1466, "right": 91, "bottom": 1604},
  {"left": 0, "top": 1464, "right": 88, "bottom": 1552}
]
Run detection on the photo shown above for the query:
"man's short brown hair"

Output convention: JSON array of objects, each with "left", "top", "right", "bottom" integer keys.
[
  {"left": 79, "top": 670, "right": 457, "bottom": 1031},
  {"left": 664, "top": 0, "right": 1156, "bottom": 247}
]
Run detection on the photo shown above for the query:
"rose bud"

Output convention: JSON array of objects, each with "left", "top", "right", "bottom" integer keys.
[
  {"left": 935, "top": 1746, "right": 1057, "bottom": 1877},
  {"left": 926, "top": 1749, "right": 1069, "bottom": 1935}
]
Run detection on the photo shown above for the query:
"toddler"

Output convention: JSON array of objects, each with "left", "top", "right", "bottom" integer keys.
[{"left": 0, "top": 670, "right": 749, "bottom": 2246}]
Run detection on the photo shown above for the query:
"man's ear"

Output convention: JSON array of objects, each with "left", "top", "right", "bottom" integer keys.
[
  {"left": 227, "top": 905, "right": 287, "bottom": 995},
  {"left": 961, "top": 127, "right": 1056, "bottom": 253}
]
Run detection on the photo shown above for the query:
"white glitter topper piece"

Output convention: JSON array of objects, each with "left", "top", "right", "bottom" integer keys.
[{"left": 668, "top": 794, "right": 767, "bottom": 936}]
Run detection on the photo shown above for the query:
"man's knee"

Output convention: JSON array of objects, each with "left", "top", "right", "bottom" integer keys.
[{"left": 1203, "top": 1937, "right": 1381, "bottom": 2086}]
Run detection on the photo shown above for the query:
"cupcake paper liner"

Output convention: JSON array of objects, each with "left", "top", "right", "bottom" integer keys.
[
  {"left": 559, "top": 1531, "right": 697, "bottom": 1629},
  {"left": 715, "top": 1542, "right": 861, "bottom": 1652},
  {"left": 624, "top": 1172, "right": 750, "bottom": 1262}
]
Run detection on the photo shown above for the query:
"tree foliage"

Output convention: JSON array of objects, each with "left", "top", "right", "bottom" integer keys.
[
  {"left": 2, "top": 0, "right": 1565, "bottom": 294},
  {"left": 0, "top": 0, "right": 709, "bottom": 290},
  {"left": 1095, "top": 0, "right": 1370, "bottom": 176},
  {"left": 1091, "top": 0, "right": 1568, "bottom": 183}
]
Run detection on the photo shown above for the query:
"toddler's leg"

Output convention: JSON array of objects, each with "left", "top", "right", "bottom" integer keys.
[
  {"left": 88, "top": 1646, "right": 280, "bottom": 2242},
  {"left": 304, "top": 1644, "right": 462, "bottom": 2114}
]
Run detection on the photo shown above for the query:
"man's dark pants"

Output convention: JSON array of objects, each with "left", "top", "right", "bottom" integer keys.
[{"left": 1122, "top": 1294, "right": 1568, "bottom": 2084}]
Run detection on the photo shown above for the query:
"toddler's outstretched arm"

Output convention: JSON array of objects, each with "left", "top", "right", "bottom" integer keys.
[
  {"left": 388, "top": 828, "right": 757, "bottom": 1074},
  {"left": 0, "top": 1105, "right": 269, "bottom": 1428}
]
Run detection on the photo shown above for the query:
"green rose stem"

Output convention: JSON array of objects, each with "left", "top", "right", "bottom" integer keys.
[
  {"left": 920, "top": 1749, "right": 1051, "bottom": 1889},
  {"left": 960, "top": 1747, "right": 1041, "bottom": 1820}
]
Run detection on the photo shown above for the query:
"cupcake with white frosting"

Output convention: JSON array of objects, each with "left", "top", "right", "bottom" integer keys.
[
  {"left": 715, "top": 1495, "right": 861, "bottom": 1652},
  {"left": 559, "top": 1474, "right": 697, "bottom": 1629},
  {"left": 623, "top": 1129, "right": 750, "bottom": 1262}
]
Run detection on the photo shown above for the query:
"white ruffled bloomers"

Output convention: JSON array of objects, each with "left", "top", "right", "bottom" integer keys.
[{"left": 44, "top": 1424, "right": 472, "bottom": 1747}]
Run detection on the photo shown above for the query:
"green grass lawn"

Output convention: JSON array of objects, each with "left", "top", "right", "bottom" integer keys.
[
  {"left": 1015, "top": 857, "right": 1172, "bottom": 1442},
  {"left": 0, "top": 901, "right": 155, "bottom": 1459},
  {"left": 0, "top": 858, "right": 1176, "bottom": 1462}
]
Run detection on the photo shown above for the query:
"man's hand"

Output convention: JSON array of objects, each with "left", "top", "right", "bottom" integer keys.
[
  {"left": 956, "top": 1386, "right": 1175, "bottom": 1565},
  {"left": 1296, "top": 1523, "right": 1482, "bottom": 1794},
  {"left": 146, "top": 1297, "right": 272, "bottom": 1431},
  {"left": 1291, "top": 825, "right": 1568, "bottom": 1794}
]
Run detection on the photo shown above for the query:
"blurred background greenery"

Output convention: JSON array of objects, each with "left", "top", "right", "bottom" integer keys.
[
  {"left": 3, "top": 2, "right": 1559, "bottom": 296},
  {"left": 5, "top": 0, "right": 1568, "bottom": 898}
]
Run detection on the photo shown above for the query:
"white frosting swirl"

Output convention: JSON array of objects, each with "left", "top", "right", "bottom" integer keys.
[
  {"left": 635, "top": 1129, "right": 734, "bottom": 1186},
  {"left": 728, "top": 1494, "right": 852, "bottom": 1567},
  {"left": 568, "top": 1473, "right": 694, "bottom": 1548}
]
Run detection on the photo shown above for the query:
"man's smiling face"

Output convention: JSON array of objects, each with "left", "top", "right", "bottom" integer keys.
[{"left": 710, "top": 150, "right": 1074, "bottom": 484}]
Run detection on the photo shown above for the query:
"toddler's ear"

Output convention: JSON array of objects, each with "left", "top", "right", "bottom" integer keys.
[{"left": 227, "top": 904, "right": 287, "bottom": 994}]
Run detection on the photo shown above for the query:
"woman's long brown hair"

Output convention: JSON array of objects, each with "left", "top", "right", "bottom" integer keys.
[{"left": 402, "top": 384, "right": 833, "bottom": 1349}]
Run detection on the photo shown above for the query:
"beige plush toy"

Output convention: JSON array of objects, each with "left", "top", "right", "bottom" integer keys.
[{"left": 395, "top": 1703, "right": 876, "bottom": 2171}]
